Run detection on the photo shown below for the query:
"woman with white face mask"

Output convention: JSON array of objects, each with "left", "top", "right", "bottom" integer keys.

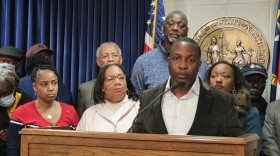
[{"left": 0, "top": 67, "right": 33, "bottom": 156}]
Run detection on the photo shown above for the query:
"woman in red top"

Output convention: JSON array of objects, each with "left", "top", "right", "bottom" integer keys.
[{"left": 7, "top": 54, "right": 78, "bottom": 155}]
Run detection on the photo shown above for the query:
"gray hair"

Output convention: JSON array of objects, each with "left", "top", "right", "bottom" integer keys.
[
  {"left": 0, "top": 67, "right": 19, "bottom": 90},
  {"left": 96, "top": 42, "right": 122, "bottom": 58}
]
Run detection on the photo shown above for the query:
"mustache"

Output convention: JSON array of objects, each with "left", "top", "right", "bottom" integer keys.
[{"left": 249, "top": 88, "right": 260, "bottom": 94}]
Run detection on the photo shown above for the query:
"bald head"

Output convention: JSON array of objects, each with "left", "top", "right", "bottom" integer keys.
[{"left": 162, "top": 11, "right": 189, "bottom": 44}]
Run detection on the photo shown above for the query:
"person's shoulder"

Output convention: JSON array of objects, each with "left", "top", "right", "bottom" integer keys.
[
  {"left": 20, "top": 76, "right": 29, "bottom": 81},
  {"left": 19, "top": 76, "right": 30, "bottom": 86},
  {"left": 83, "top": 104, "right": 99, "bottom": 115},
  {"left": 16, "top": 88, "right": 33, "bottom": 99},
  {"left": 142, "top": 82, "right": 165, "bottom": 95},
  {"left": 16, "top": 89, "right": 34, "bottom": 105},
  {"left": 128, "top": 98, "right": 140, "bottom": 106},
  {"left": 136, "top": 48, "right": 160, "bottom": 62},
  {"left": 18, "top": 101, "right": 34, "bottom": 109},
  {"left": 12, "top": 101, "right": 34, "bottom": 118},
  {"left": 247, "top": 107, "right": 260, "bottom": 116},
  {"left": 59, "top": 102, "right": 75, "bottom": 109},
  {"left": 267, "top": 99, "right": 280, "bottom": 111},
  {"left": 79, "top": 79, "right": 96, "bottom": 88},
  {"left": 58, "top": 82, "right": 70, "bottom": 90},
  {"left": 248, "top": 106, "right": 259, "bottom": 113}
]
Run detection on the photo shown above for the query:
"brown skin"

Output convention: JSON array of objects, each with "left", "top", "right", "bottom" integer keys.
[
  {"left": 96, "top": 45, "right": 122, "bottom": 68},
  {"left": 32, "top": 69, "right": 61, "bottom": 123},
  {"left": 244, "top": 74, "right": 266, "bottom": 102},
  {"left": 168, "top": 41, "right": 201, "bottom": 98},
  {"left": 33, "top": 70, "right": 58, "bottom": 104},
  {"left": 161, "top": 12, "right": 188, "bottom": 52},
  {"left": 102, "top": 65, "right": 127, "bottom": 103},
  {"left": 209, "top": 63, "right": 235, "bottom": 94},
  {"left": 0, "top": 56, "right": 19, "bottom": 66}
]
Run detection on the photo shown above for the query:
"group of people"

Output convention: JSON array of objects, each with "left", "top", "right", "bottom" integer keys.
[
  {"left": 0, "top": 10, "right": 278, "bottom": 156},
  {"left": 0, "top": 46, "right": 78, "bottom": 155}
]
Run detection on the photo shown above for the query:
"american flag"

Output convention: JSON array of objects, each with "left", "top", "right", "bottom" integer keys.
[
  {"left": 144, "top": 0, "right": 165, "bottom": 53},
  {"left": 270, "top": 0, "right": 280, "bottom": 102}
]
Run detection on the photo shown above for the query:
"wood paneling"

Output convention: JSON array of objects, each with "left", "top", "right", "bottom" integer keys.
[{"left": 20, "top": 129, "right": 258, "bottom": 156}]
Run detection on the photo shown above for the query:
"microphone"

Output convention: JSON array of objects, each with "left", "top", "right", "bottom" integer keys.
[{"left": 128, "top": 82, "right": 179, "bottom": 133}]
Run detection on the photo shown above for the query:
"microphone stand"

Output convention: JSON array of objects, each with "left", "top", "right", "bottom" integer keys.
[{"left": 128, "top": 84, "right": 178, "bottom": 133}]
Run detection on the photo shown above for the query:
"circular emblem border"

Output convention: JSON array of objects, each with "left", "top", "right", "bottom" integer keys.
[{"left": 193, "top": 17, "right": 269, "bottom": 69}]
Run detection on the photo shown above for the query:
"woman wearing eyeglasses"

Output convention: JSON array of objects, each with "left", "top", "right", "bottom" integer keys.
[{"left": 77, "top": 63, "right": 139, "bottom": 132}]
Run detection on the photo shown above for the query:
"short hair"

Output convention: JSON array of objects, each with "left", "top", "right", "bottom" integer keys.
[
  {"left": 163, "top": 10, "right": 188, "bottom": 26},
  {"left": 96, "top": 42, "right": 122, "bottom": 58},
  {"left": 171, "top": 37, "right": 201, "bottom": 57},
  {"left": 0, "top": 67, "right": 20, "bottom": 90},
  {"left": 93, "top": 63, "right": 138, "bottom": 104},
  {"left": 206, "top": 60, "right": 245, "bottom": 92},
  {"left": 25, "top": 54, "right": 59, "bottom": 83}
]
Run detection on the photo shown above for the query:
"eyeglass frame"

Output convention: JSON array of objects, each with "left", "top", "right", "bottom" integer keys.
[{"left": 104, "top": 74, "right": 127, "bottom": 83}]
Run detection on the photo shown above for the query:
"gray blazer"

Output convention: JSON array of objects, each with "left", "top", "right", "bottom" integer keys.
[
  {"left": 77, "top": 79, "right": 96, "bottom": 117},
  {"left": 262, "top": 100, "right": 280, "bottom": 156},
  {"left": 131, "top": 80, "right": 243, "bottom": 137}
]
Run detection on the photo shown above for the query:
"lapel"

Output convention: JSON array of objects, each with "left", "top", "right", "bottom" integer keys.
[
  {"left": 188, "top": 80, "right": 213, "bottom": 135},
  {"left": 150, "top": 81, "right": 169, "bottom": 134}
]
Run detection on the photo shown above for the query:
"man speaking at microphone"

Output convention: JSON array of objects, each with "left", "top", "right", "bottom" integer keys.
[{"left": 129, "top": 37, "right": 243, "bottom": 137}]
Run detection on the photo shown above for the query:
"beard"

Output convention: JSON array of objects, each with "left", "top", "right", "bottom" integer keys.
[{"left": 168, "top": 35, "right": 181, "bottom": 43}]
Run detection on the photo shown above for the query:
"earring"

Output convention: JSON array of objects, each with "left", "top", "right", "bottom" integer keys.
[
  {"left": 34, "top": 92, "right": 37, "bottom": 99},
  {"left": 232, "top": 87, "right": 236, "bottom": 95}
]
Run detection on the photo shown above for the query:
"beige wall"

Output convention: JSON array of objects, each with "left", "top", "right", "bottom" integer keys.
[{"left": 165, "top": 0, "right": 278, "bottom": 102}]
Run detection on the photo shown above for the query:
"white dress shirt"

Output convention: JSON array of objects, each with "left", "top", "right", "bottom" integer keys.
[{"left": 162, "top": 77, "right": 200, "bottom": 135}]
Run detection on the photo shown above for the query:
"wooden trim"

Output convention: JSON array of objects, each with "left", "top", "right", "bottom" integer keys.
[{"left": 20, "top": 129, "right": 258, "bottom": 156}]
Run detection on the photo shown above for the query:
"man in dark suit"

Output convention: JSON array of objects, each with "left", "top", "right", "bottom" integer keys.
[{"left": 130, "top": 37, "right": 243, "bottom": 137}]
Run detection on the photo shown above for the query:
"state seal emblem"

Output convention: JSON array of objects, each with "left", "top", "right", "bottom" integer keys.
[{"left": 193, "top": 17, "right": 269, "bottom": 69}]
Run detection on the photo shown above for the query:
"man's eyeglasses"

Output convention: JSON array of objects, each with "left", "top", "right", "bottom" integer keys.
[{"left": 104, "top": 74, "right": 126, "bottom": 83}]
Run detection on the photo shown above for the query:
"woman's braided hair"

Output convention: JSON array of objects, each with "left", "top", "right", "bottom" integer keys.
[{"left": 25, "top": 54, "right": 59, "bottom": 83}]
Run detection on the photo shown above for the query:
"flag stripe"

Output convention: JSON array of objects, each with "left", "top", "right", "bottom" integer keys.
[
  {"left": 151, "top": 0, "right": 158, "bottom": 49},
  {"left": 144, "top": 0, "right": 165, "bottom": 53},
  {"left": 270, "top": 0, "right": 280, "bottom": 102}
]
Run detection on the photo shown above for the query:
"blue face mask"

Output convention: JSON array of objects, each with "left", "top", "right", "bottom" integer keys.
[{"left": 0, "top": 93, "right": 15, "bottom": 108}]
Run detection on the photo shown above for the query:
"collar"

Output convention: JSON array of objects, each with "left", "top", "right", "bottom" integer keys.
[
  {"left": 105, "top": 95, "right": 128, "bottom": 105},
  {"left": 159, "top": 41, "right": 170, "bottom": 57}
]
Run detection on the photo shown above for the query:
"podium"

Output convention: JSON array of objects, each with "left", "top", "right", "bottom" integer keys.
[{"left": 20, "top": 128, "right": 258, "bottom": 156}]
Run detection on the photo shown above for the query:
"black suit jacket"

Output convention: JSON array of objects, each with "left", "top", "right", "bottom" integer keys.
[{"left": 131, "top": 80, "right": 244, "bottom": 137}]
